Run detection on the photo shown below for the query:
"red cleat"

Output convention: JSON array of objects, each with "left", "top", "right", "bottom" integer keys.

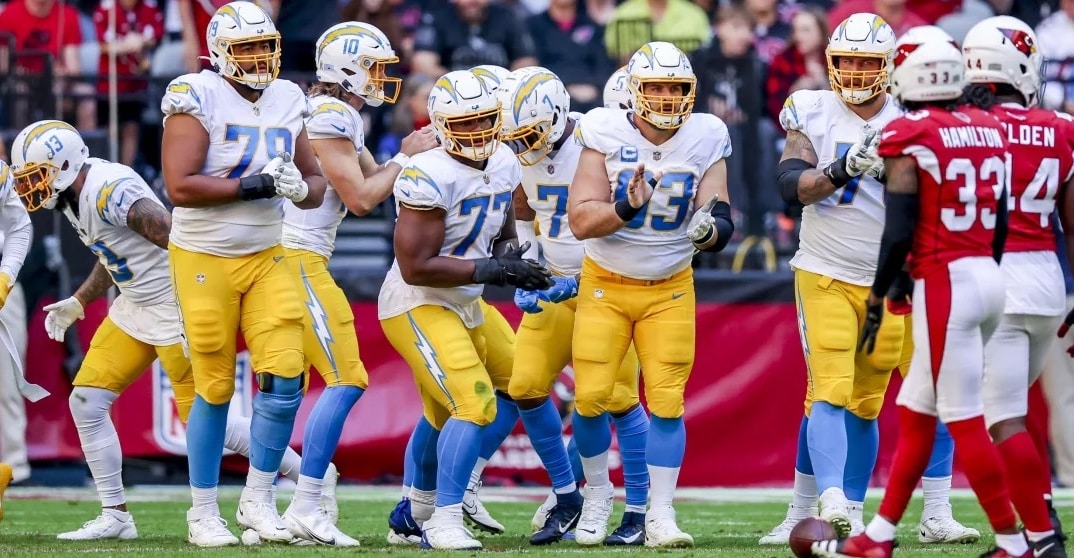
[{"left": 812, "top": 534, "right": 894, "bottom": 558}]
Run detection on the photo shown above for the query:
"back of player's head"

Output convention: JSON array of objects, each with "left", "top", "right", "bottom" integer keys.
[
  {"left": 315, "top": 22, "right": 401, "bottom": 107},
  {"left": 496, "top": 67, "right": 571, "bottom": 167},
  {"left": 207, "top": 1, "right": 280, "bottom": 90},
  {"left": 9, "top": 120, "right": 89, "bottom": 212},
  {"left": 603, "top": 66, "right": 631, "bottom": 110},
  {"left": 889, "top": 29, "right": 965, "bottom": 105},
  {"left": 428, "top": 70, "right": 502, "bottom": 161},
  {"left": 826, "top": 12, "right": 896, "bottom": 105},
  {"left": 962, "top": 15, "right": 1042, "bottom": 107},
  {"left": 626, "top": 42, "right": 696, "bottom": 130},
  {"left": 471, "top": 65, "right": 510, "bottom": 93}
]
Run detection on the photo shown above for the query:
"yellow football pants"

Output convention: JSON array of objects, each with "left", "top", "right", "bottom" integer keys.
[
  {"left": 795, "top": 269, "right": 904, "bottom": 420},
  {"left": 572, "top": 258, "right": 693, "bottom": 419},
  {"left": 381, "top": 302, "right": 514, "bottom": 429},
  {"left": 509, "top": 295, "right": 640, "bottom": 413},
  {"left": 169, "top": 243, "right": 305, "bottom": 405},
  {"left": 73, "top": 317, "right": 195, "bottom": 421},
  {"left": 285, "top": 248, "right": 369, "bottom": 389}
]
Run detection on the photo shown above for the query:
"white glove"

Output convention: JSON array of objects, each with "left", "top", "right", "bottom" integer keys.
[
  {"left": 43, "top": 296, "right": 85, "bottom": 342},
  {"left": 260, "top": 155, "right": 288, "bottom": 177},
  {"left": 686, "top": 195, "right": 719, "bottom": 243},
  {"left": 270, "top": 153, "right": 308, "bottom": 202},
  {"left": 846, "top": 126, "right": 883, "bottom": 178}
]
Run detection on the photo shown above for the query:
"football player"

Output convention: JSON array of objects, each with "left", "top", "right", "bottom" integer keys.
[
  {"left": 498, "top": 66, "right": 649, "bottom": 546},
  {"left": 568, "top": 41, "right": 732, "bottom": 547},
  {"left": 472, "top": 65, "right": 510, "bottom": 92},
  {"left": 377, "top": 70, "right": 551, "bottom": 550},
  {"left": 9, "top": 120, "right": 318, "bottom": 541},
  {"left": 160, "top": 0, "right": 327, "bottom": 546},
  {"left": 276, "top": 22, "right": 436, "bottom": 546},
  {"left": 814, "top": 32, "right": 1022, "bottom": 558},
  {"left": 765, "top": 15, "right": 976, "bottom": 542},
  {"left": 603, "top": 66, "right": 631, "bottom": 110},
  {"left": 965, "top": 16, "right": 1072, "bottom": 557}
]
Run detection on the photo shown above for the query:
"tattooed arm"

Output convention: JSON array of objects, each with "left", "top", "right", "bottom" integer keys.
[
  {"left": 779, "top": 130, "right": 841, "bottom": 206},
  {"left": 73, "top": 262, "right": 115, "bottom": 307},
  {"left": 126, "top": 198, "right": 173, "bottom": 250}
]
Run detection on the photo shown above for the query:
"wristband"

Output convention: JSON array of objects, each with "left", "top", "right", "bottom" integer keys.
[
  {"left": 389, "top": 152, "right": 411, "bottom": 168},
  {"left": 238, "top": 173, "right": 276, "bottom": 201},
  {"left": 614, "top": 199, "right": 642, "bottom": 222},
  {"left": 823, "top": 155, "right": 852, "bottom": 188}
]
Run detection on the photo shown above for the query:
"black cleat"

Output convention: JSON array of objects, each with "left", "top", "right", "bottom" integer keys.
[
  {"left": 530, "top": 503, "right": 581, "bottom": 546},
  {"left": 604, "top": 511, "right": 645, "bottom": 546},
  {"left": 1032, "top": 534, "right": 1068, "bottom": 558}
]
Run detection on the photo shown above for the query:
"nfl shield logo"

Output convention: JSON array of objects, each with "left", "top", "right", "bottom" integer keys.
[
  {"left": 547, "top": 164, "right": 555, "bottom": 174},
  {"left": 653, "top": 152, "right": 662, "bottom": 161},
  {"left": 483, "top": 174, "right": 490, "bottom": 184}
]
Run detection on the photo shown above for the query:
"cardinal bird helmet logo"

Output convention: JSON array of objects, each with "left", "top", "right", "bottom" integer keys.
[{"left": 998, "top": 28, "right": 1036, "bottom": 57}]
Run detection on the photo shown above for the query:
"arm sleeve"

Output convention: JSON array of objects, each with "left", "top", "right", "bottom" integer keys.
[
  {"left": 97, "top": 176, "right": 152, "bottom": 228},
  {"left": 0, "top": 187, "right": 31, "bottom": 281},
  {"left": 872, "top": 192, "right": 918, "bottom": 298},
  {"left": 395, "top": 163, "right": 447, "bottom": 211},
  {"left": 161, "top": 77, "right": 209, "bottom": 130}
]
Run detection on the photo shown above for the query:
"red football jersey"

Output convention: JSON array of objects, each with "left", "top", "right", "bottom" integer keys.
[
  {"left": 992, "top": 104, "right": 1074, "bottom": 252},
  {"left": 879, "top": 106, "right": 1009, "bottom": 279}
]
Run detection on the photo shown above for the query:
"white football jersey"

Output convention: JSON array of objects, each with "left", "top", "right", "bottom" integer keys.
[
  {"left": 781, "top": 90, "right": 901, "bottom": 286},
  {"left": 378, "top": 147, "right": 521, "bottom": 328},
  {"left": 0, "top": 163, "right": 31, "bottom": 279},
  {"left": 574, "top": 108, "right": 731, "bottom": 280},
  {"left": 161, "top": 70, "right": 311, "bottom": 257},
  {"left": 521, "top": 113, "right": 585, "bottom": 277},
  {"left": 62, "top": 159, "right": 181, "bottom": 345},
  {"left": 282, "top": 95, "right": 363, "bottom": 258}
]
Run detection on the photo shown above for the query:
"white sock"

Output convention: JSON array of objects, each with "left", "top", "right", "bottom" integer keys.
[
  {"left": 410, "top": 488, "right": 436, "bottom": 526},
  {"left": 553, "top": 482, "right": 577, "bottom": 495},
  {"left": 469, "top": 458, "right": 488, "bottom": 488},
  {"left": 278, "top": 447, "right": 302, "bottom": 482},
  {"left": 69, "top": 387, "right": 125, "bottom": 508},
  {"left": 103, "top": 507, "right": 131, "bottom": 522},
  {"left": 648, "top": 464, "right": 680, "bottom": 510},
  {"left": 191, "top": 486, "right": 218, "bottom": 510},
  {"left": 792, "top": 470, "right": 818, "bottom": 510},
  {"left": 996, "top": 532, "right": 1030, "bottom": 556},
  {"left": 625, "top": 504, "right": 646, "bottom": 514},
  {"left": 401, "top": 483, "right": 412, "bottom": 499},
  {"left": 921, "top": 476, "right": 951, "bottom": 516},
  {"left": 242, "top": 466, "right": 276, "bottom": 503},
  {"left": 849, "top": 501, "right": 864, "bottom": 523},
  {"left": 580, "top": 451, "right": 611, "bottom": 489},
  {"left": 292, "top": 474, "right": 323, "bottom": 515},
  {"left": 865, "top": 516, "right": 897, "bottom": 542},
  {"left": 435, "top": 502, "right": 464, "bottom": 523}
]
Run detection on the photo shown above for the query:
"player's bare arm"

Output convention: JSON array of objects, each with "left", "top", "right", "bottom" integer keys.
[
  {"left": 492, "top": 203, "right": 520, "bottom": 257},
  {"left": 569, "top": 149, "right": 653, "bottom": 239},
  {"left": 72, "top": 262, "right": 114, "bottom": 308},
  {"left": 126, "top": 198, "right": 173, "bottom": 250},
  {"left": 289, "top": 128, "right": 327, "bottom": 209},
  {"left": 513, "top": 184, "right": 536, "bottom": 221},
  {"left": 314, "top": 129, "right": 435, "bottom": 216},
  {"left": 689, "top": 159, "right": 733, "bottom": 252},
  {"left": 868, "top": 155, "right": 919, "bottom": 303},
  {"left": 162, "top": 114, "right": 254, "bottom": 207},
  {"left": 394, "top": 205, "right": 485, "bottom": 287},
  {"left": 777, "top": 129, "right": 841, "bottom": 206}
]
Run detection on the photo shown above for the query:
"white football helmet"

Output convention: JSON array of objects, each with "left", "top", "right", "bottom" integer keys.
[
  {"left": 206, "top": 1, "right": 280, "bottom": 90},
  {"left": 603, "top": 66, "right": 631, "bottom": 109},
  {"left": 315, "top": 22, "right": 401, "bottom": 107},
  {"left": 826, "top": 13, "right": 897, "bottom": 105},
  {"left": 471, "top": 65, "right": 510, "bottom": 92},
  {"left": 890, "top": 31, "right": 965, "bottom": 104},
  {"left": 626, "top": 42, "right": 696, "bottom": 129},
  {"left": 963, "top": 16, "right": 1043, "bottom": 106},
  {"left": 497, "top": 67, "right": 571, "bottom": 166},
  {"left": 429, "top": 70, "right": 502, "bottom": 161},
  {"left": 10, "top": 120, "right": 89, "bottom": 212}
]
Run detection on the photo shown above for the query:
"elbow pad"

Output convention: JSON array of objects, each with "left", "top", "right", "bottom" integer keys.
[
  {"left": 697, "top": 201, "right": 734, "bottom": 252},
  {"left": 777, "top": 158, "right": 812, "bottom": 205}
]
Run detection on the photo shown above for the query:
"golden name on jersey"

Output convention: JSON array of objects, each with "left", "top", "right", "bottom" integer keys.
[
  {"left": 1001, "top": 122, "right": 1057, "bottom": 148},
  {"left": 937, "top": 126, "right": 1005, "bottom": 149}
]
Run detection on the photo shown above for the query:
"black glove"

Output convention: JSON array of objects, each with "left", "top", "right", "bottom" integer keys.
[
  {"left": 823, "top": 154, "right": 853, "bottom": 188},
  {"left": 858, "top": 296, "right": 884, "bottom": 354},
  {"left": 237, "top": 173, "right": 276, "bottom": 201},
  {"left": 885, "top": 270, "right": 913, "bottom": 316},
  {"left": 472, "top": 242, "right": 553, "bottom": 291}
]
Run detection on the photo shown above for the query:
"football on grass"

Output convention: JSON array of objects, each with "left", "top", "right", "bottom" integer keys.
[{"left": 789, "top": 517, "right": 837, "bottom": 558}]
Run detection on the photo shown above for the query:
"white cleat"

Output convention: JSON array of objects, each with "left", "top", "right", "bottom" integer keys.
[
  {"left": 236, "top": 499, "right": 292, "bottom": 543},
  {"left": 57, "top": 511, "right": 138, "bottom": 540},
  {"left": 819, "top": 487, "right": 852, "bottom": 538},
  {"left": 758, "top": 504, "right": 818, "bottom": 544},
  {"left": 575, "top": 483, "right": 614, "bottom": 546},
  {"left": 321, "top": 463, "right": 339, "bottom": 526},
  {"left": 421, "top": 508, "right": 483, "bottom": 550},
  {"left": 645, "top": 506, "right": 694, "bottom": 548},
  {"left": 462, "top": 480, "right": 504, "bottom": 534},
  {"left": 283, "top": 505, "right": 358, "bottom": 547},
  {"left": 849, "top": 502, "right": 865, "bottom": 536},
  {"left": 918, "top": 509, "right": 980, "bottom": 544},
  {"left": 187, "top": 507, "right": 239, "bottom": 547},
  {"left": 531, "top": 492, "right": 557, "bottom": 532},
  {"left": 387, "top": 529, "right": 422, "bottom": 545}
]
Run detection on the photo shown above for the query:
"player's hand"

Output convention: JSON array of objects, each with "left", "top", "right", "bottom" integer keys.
[
  {"left": 0, "top": 272, "right": 12, "bottom": 311},
  {"left": 43, "top": 296, "right": 85, "bottom": 342},
  {"left": 858, "top": 294, "right": 884, "bottom": 354},
  {"left": 473, "top": 242, "right": 554, "bottom": 290},
  {"left": 1058, "top": 308, "right": 1074, "bottom": 357},
  {"left": 543, "top": 276, "right": 579, "bottom": 304},
  {"left": 626, "top": 163, "right": 656, "bottom": 209},
  {"left": 846, "top": 127, "right": 882, "bottom": 178},
  {"left": 885, "top": 270, "right": 913, "bottom": 316},
  {"left": 270, "top": 153, "right": 309, "bottom": 202},
  {"left": 686, "top": 194, "right": 719, "bottom": 244},
  {"left": 514, "top": 288, "right": 547, "bottom": 314},
  {"left": 401, "top": 126, "right": 438, "bottom": 157}
]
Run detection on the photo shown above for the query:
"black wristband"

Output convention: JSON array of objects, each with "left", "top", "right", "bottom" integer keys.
[
  {"left": 472, "top": 258, "right": 505, "bottom": 286},
  {"left": 238, "top": 173, "right": 276, "bottom": 201},
  {"left": 823, "top": 155, "right": 852, "bottom": 188},
  {"left": 614, "top": 199, "right": 643, "bottom": 222}
]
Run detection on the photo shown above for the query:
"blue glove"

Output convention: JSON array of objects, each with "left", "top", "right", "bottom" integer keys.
[
  {"left": 543, "top": 276, "right": 579, "bottom": 304},
  {"left": 514, "top": 288, "right": 548, "bottom": 314}
]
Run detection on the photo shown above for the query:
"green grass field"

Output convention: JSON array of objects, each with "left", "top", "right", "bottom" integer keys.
[{"left": 1, "top": 486, "right": 1070, "bottom": 556}]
